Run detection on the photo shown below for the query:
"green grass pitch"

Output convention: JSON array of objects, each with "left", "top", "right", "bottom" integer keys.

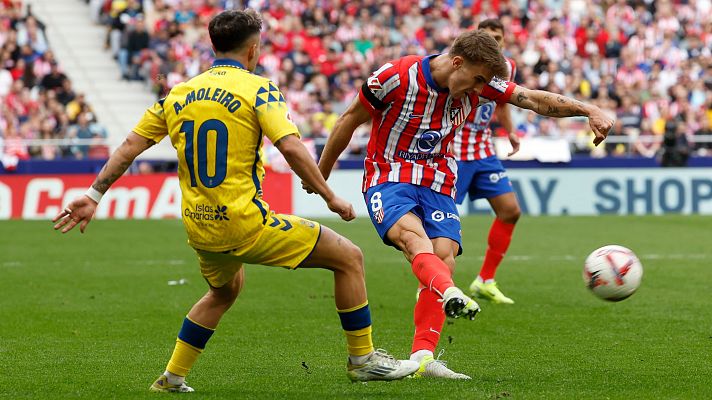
[{"left": 1, "top": 216, "right": 711, "bottom": 399}]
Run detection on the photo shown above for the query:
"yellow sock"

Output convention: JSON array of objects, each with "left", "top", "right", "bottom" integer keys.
[
  {"left": 337, "top": 301, "right": 374, "bottom": 357},
  {"left": 344, "top": 326, "right": 374, "bottom": 357},
  {"left": 165, "top": 317, "right": 215, "bottom": 377},
  {"left": 166, "top": 339, "right": 203, "bottom": 377}
]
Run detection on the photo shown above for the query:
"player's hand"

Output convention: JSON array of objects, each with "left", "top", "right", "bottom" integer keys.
[
  {"left": 588, "top": 107, "right": 614, "bottom": 146},
  {"left": 507, "top": 132, "right": 520, "bottom": 156},
  {"left": 52, "top": 195, "right": 97, "bottom": 234},
  {"left": 326, "top": 196, "right": 356, "bottom": 221}
]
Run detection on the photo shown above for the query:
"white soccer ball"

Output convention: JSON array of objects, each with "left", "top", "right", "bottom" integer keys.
[{"left": 583, "top": 245, "right": 643, "bottom": 301}]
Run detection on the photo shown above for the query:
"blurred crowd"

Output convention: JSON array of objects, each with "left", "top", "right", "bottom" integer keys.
[
  {"left": 0, "top": 0, "right": 110, "bottom": 164},
  {"left": 94, "top": 0, "right": 712, "bottom": 161},
  {"left": 11, "top": 0, "right": 711, "bottom": 162}
]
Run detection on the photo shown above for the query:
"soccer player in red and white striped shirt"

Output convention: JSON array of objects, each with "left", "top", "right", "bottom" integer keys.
[
  {"left": 453, "top": 19, "right": 522, "bottom": 305},
  {"left": 314, "top": 30, "right": 613, "bottom": 379}
]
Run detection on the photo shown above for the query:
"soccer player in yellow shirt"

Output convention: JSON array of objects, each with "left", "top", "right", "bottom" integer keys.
[{"left": 53, "top": 9, "right": 418, "bottom": 392}]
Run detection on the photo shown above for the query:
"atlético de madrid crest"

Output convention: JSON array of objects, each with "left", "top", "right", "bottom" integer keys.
[{"left": 450, "top": 105, "right": 464, "bottom": 126}]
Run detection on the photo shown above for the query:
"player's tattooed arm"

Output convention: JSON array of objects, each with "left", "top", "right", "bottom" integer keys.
[
  {"left": 91, "top": 132, "right": 156, "bottom": 193},
  {"left": 509, "top": 86, "right": 591, "bottom": 118},
  {"left": 508, "top": 85, "right": 613, "bottom": 146}
]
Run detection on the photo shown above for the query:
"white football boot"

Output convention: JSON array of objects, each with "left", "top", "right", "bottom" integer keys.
[
  {"left": 149, "top": 375, "right": 195, "bottom": 393},
  {"left": 414, "top": 355, "right": 471, "bottom": 380},
  {"left": 442, "top": 287, "right": 481, "bottom": 320},
  {"left": 347, "top": 349, "right": 420, "bottom": 381}
]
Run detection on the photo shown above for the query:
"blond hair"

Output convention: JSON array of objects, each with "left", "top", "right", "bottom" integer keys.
[{"left": 450, "top": 30, "right": 508, "bottom": 79}]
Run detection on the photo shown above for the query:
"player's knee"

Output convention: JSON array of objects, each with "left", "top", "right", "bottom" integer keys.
[
  {"left": 398, "top": 230, "right": 431, "bottom": 259},
  {"left": 209, "top": 280, "right": 241, "bottom": 308},
  {"left": 443, "top": 255, "right": 456, "bottom": 272},
  {"left": 212, "top": 289, "right": 238, "bottom": 308},
  {"left": 342, "top": 242, "right": 365, "bottom": 277},
  {"left": 434, "top": 250, "right": 456, "bottom": 273},
  {"left": 498, "top": 204, "right": 521, "bottom": 224}
]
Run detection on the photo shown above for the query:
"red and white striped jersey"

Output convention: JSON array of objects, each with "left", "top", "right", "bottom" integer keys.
[
  {"left": 359, "top": 55, "right": 515, "bottom": 197},
  {"left": 454, "top": 57, "right": 517, "bottom": 161}
]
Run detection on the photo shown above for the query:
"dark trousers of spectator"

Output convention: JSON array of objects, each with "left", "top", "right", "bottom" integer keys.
[{"left": 119, "top": 50, "right": 141, "bottom": 80}]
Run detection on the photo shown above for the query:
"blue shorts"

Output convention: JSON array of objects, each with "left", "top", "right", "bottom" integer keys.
[
  {"left": 364, "top": 182, "right": 462, "bottom": 255},
  {"left": 455, "top": 156, "right": 513, "bottom": 204}
]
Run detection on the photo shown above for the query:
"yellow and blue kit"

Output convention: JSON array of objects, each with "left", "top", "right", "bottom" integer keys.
[{"left": 133, "top": 58, "right": 320, "bottom": 286}]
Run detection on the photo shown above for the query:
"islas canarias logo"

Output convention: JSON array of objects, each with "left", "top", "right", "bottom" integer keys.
[{"left": 184, "top": 204, "right": 229, "bottom": 221}]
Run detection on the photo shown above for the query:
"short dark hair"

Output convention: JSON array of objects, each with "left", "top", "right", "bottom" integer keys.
[
  {"left": 450, "top": 30, "right": 508, "bottom": 79},
  {"left": 478, "top": 18, "right": 504, "bottom": 33},
  {"left": 208, "top": 9, "right": 262, "bottom": 53}
]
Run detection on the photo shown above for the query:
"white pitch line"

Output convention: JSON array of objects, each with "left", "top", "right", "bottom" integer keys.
[
  {"left": 494, "top": 253, "right": 711, "bottom": 262},
  {"left": 131, "top": 259, "right": 187, "bottom": 266},
  {"left": 372, "top": 253, "right": 711, "bottom": 263},
  {"left": 1, "top": 261, "right": 22, "bottom": 267},
  {"left": 0, "top": 259, "right": 189, "bottom": 268}
]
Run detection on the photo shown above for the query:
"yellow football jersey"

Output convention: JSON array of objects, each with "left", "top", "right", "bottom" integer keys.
[{"left": 133, "top": 58, "right": 299, "bottom": 252}]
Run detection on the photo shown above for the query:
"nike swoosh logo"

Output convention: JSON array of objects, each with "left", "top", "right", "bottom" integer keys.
[{"left": 408, "top": 113, "right": 424, "bottom": 119}]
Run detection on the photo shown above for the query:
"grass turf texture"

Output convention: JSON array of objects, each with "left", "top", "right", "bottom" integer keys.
[{"left": 1, "top": 216, "right": 710, "bottom": 399}]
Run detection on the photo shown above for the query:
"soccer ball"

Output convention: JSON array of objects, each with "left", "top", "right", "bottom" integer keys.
[{"left": 583, "top": 245, "right": 643, "bottom": 301}]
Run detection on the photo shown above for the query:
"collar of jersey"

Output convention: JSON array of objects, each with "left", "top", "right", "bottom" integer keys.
[
  {"left": 211, "top": 58, "right": 246, "bottom": 70},
  {"left": 422, "top": 54, "right": 448, "bottom": 93}
]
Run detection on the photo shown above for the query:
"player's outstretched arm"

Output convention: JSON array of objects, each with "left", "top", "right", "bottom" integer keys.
[
  {"left": 508, "top": 86, "right": 613, "bottom": 146},
  {"left": 317, "top": 96, "right": 371, "bottom": 180},
  {"left": 275, "top": 134, "right": 356, "bottom": 221},
  {"left": 52, "top": 132, "right": 156, "bottom": 233}
]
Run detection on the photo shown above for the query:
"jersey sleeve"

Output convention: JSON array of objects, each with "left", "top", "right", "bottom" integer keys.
[
  {"left": 507, "top": 58, "right": 517, "bottom": 81},
  {"left": 359, "top": 61, "right": 401, "bottom": 113},
  {"left": 133, "top": 99, "right": 169, "bottom": 143},
  {"left": 480, "top": 76, "right": 517, "bottom": 105},
  {"left": 254, "top": 80, "right": 300, "bottom": 143}
]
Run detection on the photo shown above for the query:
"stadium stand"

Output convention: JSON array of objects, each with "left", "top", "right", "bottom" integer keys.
[
  {"left": 2, "top": 0, "right": 711, "bottom": 164},
  {"left": 0, "top": 0, "right": 113, "bottom": 167}
]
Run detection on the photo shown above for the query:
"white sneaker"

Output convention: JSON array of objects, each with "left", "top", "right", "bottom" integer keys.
[
  {"left": 442, "top": 287, "right": 481, "bottom": 320},
  {"left": 149, "top": 374, "right": 195, "bottom": 392},
  {"left": 347, "top": 349, "right": 420, "bottom": 381},
  {"left": 414, "top": 355, "right": 471, "bottom": 379}
]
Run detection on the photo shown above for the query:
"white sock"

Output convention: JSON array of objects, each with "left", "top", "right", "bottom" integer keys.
[
  {"left": 410, "top": 349, "right": 433, "bottom": 363},
  {"left": 484, "top": 278, "right": 495, "bottom": 284},
  {"left": 476, "top": 276, "right": 485, "bottom": 283},
  {"left": 163, "top": 371, "right": 185, "bottom": 385},
  {"left": 349, "top": 352, "right": 373, "bottom": 365}
]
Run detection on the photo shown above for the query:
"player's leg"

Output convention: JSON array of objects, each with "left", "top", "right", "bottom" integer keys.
[
  {"left": 479, "top": 191, "right": 520, "bottom": 283},
  {"left": 408, "top": 190, "right": 476, "bottom": 379},
  {"left": 151, "top": 254, "right": 244, "bottom": 392},
  {"left": 235, "top": 212, "right": 417, "bottom": 381},
  {"left": 366, "top": 183, "right": 452, "bottom": 299},
  {"left": 298, "top": 225, "right": 419, "bottom": 381},
  {"left": 409, "top": 233, "right": 454, "bottom": 361},
  {"left": 468, "top": 159, "right": 519, "bottom": 304},
  {"left": 410, "top": 237, "right": 470, "bottom": 379},
  {"left": 386, "top": 211, "right": 478, "bottom": 320},
  {"left": 300, "top": 226, "right": 366, "bottom": 310}
]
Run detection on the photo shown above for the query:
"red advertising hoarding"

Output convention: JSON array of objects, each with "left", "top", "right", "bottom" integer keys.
[{"left": 0, "top": 171, "right": 292, "bottom": 219}]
